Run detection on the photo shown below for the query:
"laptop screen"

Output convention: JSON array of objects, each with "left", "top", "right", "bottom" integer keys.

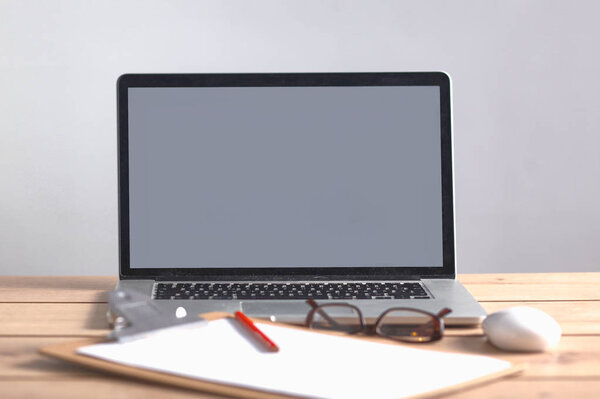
[{"left": 126, "top": 85, "right": 444, "bottom": 270}]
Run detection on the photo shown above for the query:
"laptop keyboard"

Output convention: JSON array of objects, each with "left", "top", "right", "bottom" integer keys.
[{"left": 154, "top": 282, "right": 430, "bottom": 300}]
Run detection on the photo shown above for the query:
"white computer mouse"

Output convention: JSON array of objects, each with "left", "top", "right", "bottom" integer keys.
[{"left": 482, "top": 306, "right": 561, "bottom": 352}]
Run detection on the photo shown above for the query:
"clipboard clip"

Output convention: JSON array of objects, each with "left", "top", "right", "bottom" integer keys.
[{"left": 106, "top": 289, "right": 207, "bottom": 342}]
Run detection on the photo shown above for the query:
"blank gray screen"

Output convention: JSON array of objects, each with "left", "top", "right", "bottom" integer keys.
[{"left": 128, "top": 86, "right": 443, "bottom": 268}]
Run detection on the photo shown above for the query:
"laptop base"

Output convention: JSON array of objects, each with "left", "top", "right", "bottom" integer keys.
[{"left": 117, "top": 279, "right": 486, "bottom": 326}]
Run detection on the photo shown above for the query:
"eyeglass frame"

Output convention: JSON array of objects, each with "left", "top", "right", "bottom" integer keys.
[{"left": 305, "top": 299, "right": 452, "bottom": 343}]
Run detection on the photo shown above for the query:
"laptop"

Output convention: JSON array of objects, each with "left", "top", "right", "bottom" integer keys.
[{"left": 115, "top": 72, "right": 487, "bottom": 326}]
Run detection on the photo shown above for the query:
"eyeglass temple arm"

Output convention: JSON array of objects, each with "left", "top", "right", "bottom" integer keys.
[{"left": 306, "top": 299, "right": 344, "bottom": 329}]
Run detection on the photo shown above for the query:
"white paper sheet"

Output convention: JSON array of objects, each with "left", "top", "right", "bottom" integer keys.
[{"left": 78, "top": 319, "right": 513, "bottom": 399}]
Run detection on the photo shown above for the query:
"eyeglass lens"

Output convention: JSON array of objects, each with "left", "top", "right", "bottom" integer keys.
[
  {"left": 376, "top": 310, "right": 437, "bottom": 342},
  {"left": 309, "top": 304, "right": 363, "bottom": 333}
]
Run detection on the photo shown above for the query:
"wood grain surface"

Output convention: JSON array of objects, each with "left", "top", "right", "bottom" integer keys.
[{"left": 0, "top": 273, "right": 599, "bottom": 398}]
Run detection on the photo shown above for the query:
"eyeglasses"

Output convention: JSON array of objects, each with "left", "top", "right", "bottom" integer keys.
[{"left": 305, "top": 299, "right": 452, "bottom": 343}]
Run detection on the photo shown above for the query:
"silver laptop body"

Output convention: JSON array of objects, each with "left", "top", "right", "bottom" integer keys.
[{"left": 116, "top": 72, "right": 486, "bottom": 326}]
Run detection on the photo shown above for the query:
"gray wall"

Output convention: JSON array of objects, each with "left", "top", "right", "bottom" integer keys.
[{"left": 1, "top": 0, "right": 599, "bottom": 275}]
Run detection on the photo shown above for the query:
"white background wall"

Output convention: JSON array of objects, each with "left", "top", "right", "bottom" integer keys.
[{"left": 1, "top": 0, "right": 599, "bottom": 275}]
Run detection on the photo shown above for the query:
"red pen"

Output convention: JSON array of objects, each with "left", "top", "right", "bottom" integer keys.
[{"left": 234, "top": 311, "right": 279, "bottom": 352}]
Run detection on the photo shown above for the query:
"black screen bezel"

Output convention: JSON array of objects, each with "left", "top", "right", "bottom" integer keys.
[{"left": 117, "top": 72, "right": 455, "bottom": 280}]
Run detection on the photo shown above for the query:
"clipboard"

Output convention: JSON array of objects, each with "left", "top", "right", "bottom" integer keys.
[
  {"left": 40, "top": 313, "right": 289, "bottom": 399},
  {"left": 40, "top": 312, "right": 524, "bottom": 399}
]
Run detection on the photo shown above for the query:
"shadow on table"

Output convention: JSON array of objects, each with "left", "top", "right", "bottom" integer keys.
[
  {"left": 83, "top": 301, "right": 112, "bottom": 331},
  {"left": 15, "top": 357, "right": 93, "bottom": 377}
]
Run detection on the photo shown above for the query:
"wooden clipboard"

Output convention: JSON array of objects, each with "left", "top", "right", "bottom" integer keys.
[{"left": 40, "top": 312, "right": 524, "bottom": 399}]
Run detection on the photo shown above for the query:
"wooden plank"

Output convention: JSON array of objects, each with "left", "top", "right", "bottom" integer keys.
[
  {"left": 0, "top": 276, "right": 115, "bottom": 303},
  {"left": 443, "top": 378, "right": 600, "bottom": 399},
  {"left": 0, "top": 303, "right": 110, "bottom": 336},
  {"left": 1, "top": 301, "right": 599, "bottom": 336},
  {"left": 4, "top": 336, "right": 600, "bottom": 379},
  {"left": 459, "top": 273, "right": 600, "bottom": 302},
  {"left": 0, "top": 377, "right": 223, "bottom": 399},
  {"left": 459, "top": 272, "right": 600, "bottom": 285},
  {"left": 0, "top": 376, "right": 599, "bottom": 399}
]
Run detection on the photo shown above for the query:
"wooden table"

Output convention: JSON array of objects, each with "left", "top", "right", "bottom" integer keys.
[{"left": 1, "top": 273, "right": 599, "bottom": 398}]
